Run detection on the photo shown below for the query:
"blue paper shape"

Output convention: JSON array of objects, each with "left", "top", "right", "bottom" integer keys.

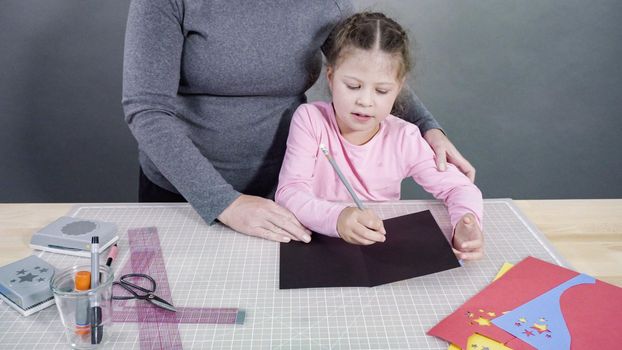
[{"left": 492, "top": 274, "right": 595, "bottom": 350}]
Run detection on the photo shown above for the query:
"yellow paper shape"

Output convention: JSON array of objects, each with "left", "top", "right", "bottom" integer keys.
[
  {"left": 473, "top": 317, "right": 492, "bottom": 326},
  {"left": 447, "top": 262, "right": 515, "bottom": 350},
  {"left": 493, "top": 262, "right": 514, "bottom": 281},
  {"left": 448, "top": 343, "right": 461, "bottom": 350},
  {"left": 448, "top": 333, "right": 513, "bottom": 350}
]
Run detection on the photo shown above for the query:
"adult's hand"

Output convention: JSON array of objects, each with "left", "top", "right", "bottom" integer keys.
[
  {"left": 423, "top": 128, "right": 476, "bottom": 182},
  {"left": 217, "top": 194, "right": 312, "bottom": 243}
]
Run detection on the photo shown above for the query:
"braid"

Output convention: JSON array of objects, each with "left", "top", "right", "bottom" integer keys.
[{"left": 325, "top": 12, "right": 412, "bottom": 79}]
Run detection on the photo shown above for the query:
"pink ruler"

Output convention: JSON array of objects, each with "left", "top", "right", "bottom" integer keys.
[{"left": 112, "top": 227, "right": 245, "bottom": 349}]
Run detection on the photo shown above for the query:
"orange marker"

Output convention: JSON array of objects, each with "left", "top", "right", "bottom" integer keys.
[{"left": 74, "top": 271, "right": 91, "bottom": 336}]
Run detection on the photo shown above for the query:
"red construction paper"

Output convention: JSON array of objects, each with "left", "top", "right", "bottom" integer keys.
[{"left": 427, "top": 256, "right": 622, "bottom": 350}]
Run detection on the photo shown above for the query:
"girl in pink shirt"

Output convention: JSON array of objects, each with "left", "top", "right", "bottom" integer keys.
[{"left": 276, "top": 12, "right": 484, "bottom": 260}]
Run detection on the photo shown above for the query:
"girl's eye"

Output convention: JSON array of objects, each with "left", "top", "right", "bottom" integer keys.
[
  {"left": 376, "top": 89, "right": 389, "bottom": 95},
  {"left": 346, "top": 84, "right": 360, "bottom": 90}
]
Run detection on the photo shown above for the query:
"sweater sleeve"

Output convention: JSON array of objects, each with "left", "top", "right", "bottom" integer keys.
[
  {"left": 275, "top": 105, "right": 347, "bottom": 237},
  {"left": 403, "top": 126, "right": 483, "bottom": 240},
  {"left": 122, "top": 0, "right": 239, "bottom": 224},
  {"left": 394, "top": 85, "right": 443, "bottom": 135}
]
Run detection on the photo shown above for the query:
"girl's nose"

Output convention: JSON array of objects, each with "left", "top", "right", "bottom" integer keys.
[{"left": 356, "top": 93, "right": 372, "bottom": 107}]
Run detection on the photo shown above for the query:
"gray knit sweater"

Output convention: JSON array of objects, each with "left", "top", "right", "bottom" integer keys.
[{"left": 122, "top": 0, "right": 441, "bottom": 224}]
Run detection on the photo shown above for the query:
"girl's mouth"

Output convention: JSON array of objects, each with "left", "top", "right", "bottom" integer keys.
[{"left": 352, "top": 112, "right": 373, "bottom": 121}]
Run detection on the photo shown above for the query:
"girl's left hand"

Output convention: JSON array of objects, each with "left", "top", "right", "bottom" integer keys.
[
  {"left": 452, "top": 213, "right": 484, "bottom": 261},
  {"left": 424, "top": 129, "right": 476, "bottom": 182}
]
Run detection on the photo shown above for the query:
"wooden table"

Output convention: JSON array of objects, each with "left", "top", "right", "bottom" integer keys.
[{"left": 1, "top": 200, "right": 620, "bottom": 286}]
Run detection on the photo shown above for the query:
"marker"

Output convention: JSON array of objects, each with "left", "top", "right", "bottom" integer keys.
[
  {"left": 99, "top": 243, "right": 118, "bottom": 282},
  {"left": 105, "top": 244, "right": 118, "bottom": 267},
  {"left": 90, "top": 236, "right": 99, "bottom": 294},
  {"left": 90, "top": 236, "right": 103, "bottom": 344},
  {"left": 74, "top": 271, "right": 91, "bottom": 336},
  {"left": 319, "top": 143, "right": 365, "bottom": 209}
]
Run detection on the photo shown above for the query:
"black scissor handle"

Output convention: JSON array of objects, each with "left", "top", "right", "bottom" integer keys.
[
  {"left": 111, "top": 273, "right": 157, "bottom": 300},
  {"left": 112, "top": 280, "right": 139, "bottom": 300},
  {"left": 120, "top": 273, "right": 156, "bottom": 294}
]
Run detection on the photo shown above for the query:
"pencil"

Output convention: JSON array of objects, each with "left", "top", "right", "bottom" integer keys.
[{"left": 319, "top": 143, "right": 365, "bottom": 210}]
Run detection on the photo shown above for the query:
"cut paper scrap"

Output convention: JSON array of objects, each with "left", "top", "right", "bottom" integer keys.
[
  {"left": 448, "top": 333, "right": 513, "bottom": 350},
  {"left": 493, "top": 262, "right": 514, "bottom": 281},
  {"left": 492, "top": 274, "right": 595, "bottom": 350},
  {"left": 428, "top": 256, "right": 622, "bottom": 350},
  {"left": 448, "top": 262, "right": 515, "bottom": 350}
]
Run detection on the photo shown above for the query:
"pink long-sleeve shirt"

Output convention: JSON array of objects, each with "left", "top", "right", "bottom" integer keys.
[{"left": 276, "top": 101, "right": 483, "bottom": 239}]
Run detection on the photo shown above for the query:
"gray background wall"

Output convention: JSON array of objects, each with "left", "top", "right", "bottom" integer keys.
[{"left": 1, "top": 0, "right": 621, "bottom": 202}]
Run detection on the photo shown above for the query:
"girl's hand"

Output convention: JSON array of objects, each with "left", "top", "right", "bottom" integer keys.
[
  {"left": 337, "top": 207, "right": 386, "bottom": 245},
  {"left": 424, "top": 128, "right": 476, "bottom": 182},
  {"left": 217, "top": 194, "right": 312, "bottom": 243},
  {"left": 452, "top": 213, "right": 484, "bottom": 260}
]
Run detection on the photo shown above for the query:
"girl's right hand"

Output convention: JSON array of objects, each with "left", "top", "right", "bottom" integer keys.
[
  {"left": 217, "top": 194, "right": 312, "bottom": 243},
  {"left": 337, "top": 207, "right": 386, "bottom": 245}
]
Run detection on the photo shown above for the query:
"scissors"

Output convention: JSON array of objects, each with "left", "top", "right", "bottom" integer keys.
[{"left": 112, "top": 273, "right": 176, "bottom": 312}]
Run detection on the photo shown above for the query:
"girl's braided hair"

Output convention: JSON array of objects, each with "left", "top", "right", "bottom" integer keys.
[{"left": 324, "top": 12, "right": 412, "bottom": 80}]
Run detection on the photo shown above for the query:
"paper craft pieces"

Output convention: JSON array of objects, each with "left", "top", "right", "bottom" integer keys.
[
  {"left": 448, "top": 262, "right": 515, "bottom": 350},
  {"left": 448, "top": 333, "right": 513, "bottom": 350},
  {"left": 492, "top": 274, "right": 595, "bottom": 349},
  {"left": 279, "top": 210, "right": 460, "bottom": 289},
  {"left": 493, "top": 262, "right": 514, "bottom": 281},
  {"left": 428, "top": 256, "right": 622, "bottom": 350}
]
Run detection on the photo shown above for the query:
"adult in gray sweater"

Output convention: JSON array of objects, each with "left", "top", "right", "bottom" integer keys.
[{"left": 122, "top": 0, "right": 476, "bottom": 243}]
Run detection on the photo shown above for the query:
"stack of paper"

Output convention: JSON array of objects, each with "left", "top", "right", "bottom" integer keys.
[{"left": 428, "top": 256, "right": 622, "bottom": 350}]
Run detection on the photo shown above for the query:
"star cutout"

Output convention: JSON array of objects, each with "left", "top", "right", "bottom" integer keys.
[
  {"left": 472, "top": 317, "right": 492, "bottom": 326},
  {"left": 39, "top": 268, "right": 48, "bottom": 273},
  {"left": 515, "top": 322, "right": 522, "bottom": 327},
  {"left": 16, "top": 269, "right": 26, "bottom": 275},
  {"left": 531, "top": 323, "right": 549, "bottom": 333},
  {"left": 545, "top": 334, "right": 552, "bottom": 338},
  {"left": 519, "top": 317, "right": 527, "bottom": 323},
  {"left": 487, "top": 312, "right": 496, "bottom": 317},
  {"left": 18, "top": 273, "right": 38, "bottom": 283},
  {"left": 523, "top": 329, "right": 534, "bottom": 337}
]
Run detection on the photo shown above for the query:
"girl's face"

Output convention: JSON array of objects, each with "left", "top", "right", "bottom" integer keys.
[{"left": 328, "top": 47, "right": 405, "bottom": 145}]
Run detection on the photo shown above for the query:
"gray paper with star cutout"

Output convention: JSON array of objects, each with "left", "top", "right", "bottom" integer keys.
[{"left": 0, "top": 255, "right": 56, "bottom": 310}]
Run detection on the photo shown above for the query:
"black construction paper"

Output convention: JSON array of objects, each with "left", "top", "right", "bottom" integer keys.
[{"left": 279, "top": 210, "right": 461, "bottom": 289}]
